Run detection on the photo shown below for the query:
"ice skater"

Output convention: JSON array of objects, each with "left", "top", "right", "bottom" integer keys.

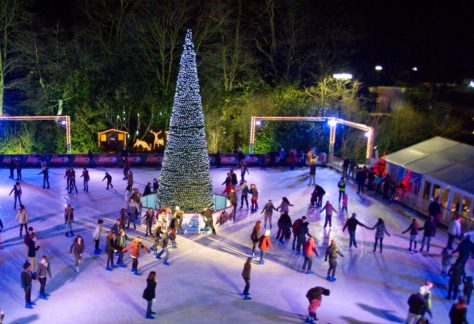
[
  {"left": 142, "top": 271, "right": 157, "bottom": 319},
  {"left": 126, "top": 170, "right": 134, "bottom": 191},
  {"left": 406, "top": 287, "right": 431, "bottom": 324},
  {"left": 93, "top": 219, "right": 104, "bottom": 254},
  {"left": 64, "top": 204, "right": 74, "bottom": 237},
  {"left": 291, "top": 216, "right": 306, "bottom": 251},
  {"left": 258, "top": 229, "right": 272, "bottom": 265},
  {"left": 250, "top": 183, "right": 259, "bottom": 212},
  {"left": 452, "top": 234, "right": 474, "bottom": 273},
  {"left": 463, "top": 276, "right": 473, "bottom": 305},
  {"left": 16, "top": 204, "right": 28, "bottom": 237},
  {"left": 240, "top": 180, "right": 249, "bottom": 209},
  {"left": 337, "top": 177, "right": 345, "bottom": 204},
  {"left": 203, "top": 207, "right": 216, "bottom": 235},
  {"left": 447, "top": 261, "right": 465, "bottom": 301},
  {"left": 275, "top": 212, "right": 292, "bottom": 244},
  {"left": 241, "top": 257, "right": 252, "bottom": 300},
  {"left": 239, "top": 159, "right": 249, "bottom": 183},
  {"left": 261, "top": 199, "right": 277, "bottom": 228},
  {"left": 441, "top": 247, "right": 452, "bottom": 277},
  {"left": 369, "top": 218, "right": 390, "bottom": 253},
  {"left": 342, "top": 213, "right": 368, "bottom": 248},
  {"left": 156, "top": 229, "right": 171, "bottom": 266},
  {"left": 64, "top": 168, "right": 72, "bottom": 191},
  {"left": 69, "top": 235, "right": 85, "bottom": 273},
  {"left": 9, "top": 158, "right": 15, "bottom": 179},
  {"left": 15, "top": 158, "right": 22, "bottom": 180},
  {"left": 340, "top": 193, "right": 348, "bottom": 216},
  {"left": 21, "top": 261, "right": 33, "bottom": 309},
  {"left": 9, "top": 181, "right": 22, "bottom": 210},
  {"left": 402, "top": 218, "right": 420, "bottom": 252},
  {"left": 325, "top": 240, "right": 344, "bottom": 282},
  {"left": 123, "top": 238, "right": 151, "bottom": 275},
  {"left": 80, "top": 168, "right": 90, "bottom": 192},
  {"left": 68, "top": 169, "right": 78, "bottom": 194},
  {"left": 305, "top": 286, "right": 330, "bottom": 324},
  {"left": 310, "top": 184, "right": 325, "bottom": 208},
  {"left": 321, "top": 200, "right": 337, "bottom": 228},
  {"left": 127, "top": 197, "right": 138, "bottom": 230},
  {"left": 295, "top": 221, "right": 310, "bottom": 255},
  {"left": 419, "top": 215, "right": 436, "bottom": 254},
  {"left": 38, "top": 167, "right": 50, "bottom": 189},
  {"left": 276, "top": 197, "right": 294, "bottom": 215},
  {"left": 302, "top": 237, "right": 319, "bottom": 274},
  {"left": 308, "top": 157, "right": 316, "bottom": 185},
  {"left": 102, "top": 172, "right": 113, "bottom": 190},
  {"left": 250, "top": 221, "right": 261, "bottom": 258},
  {"left": 174, "top": 206, "right": 184, "bottom": 235},
  {"left": 115, "top": 228, "right": 129, "bottom": 267},
  {"left": 27, "top": 234, "right": 40, "bottom": 273},
  {"left": 37, "top": 255, "right": 52, "bottom": 299},
  {"left": 105, "top": 231, "right": 117, "bottom": 271},
  {"left": 143, "top": 208, "right": 155, "bottom": 237}
]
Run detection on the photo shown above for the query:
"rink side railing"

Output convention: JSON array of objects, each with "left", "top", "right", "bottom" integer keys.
[
  {"left": 141, "top": 193, "right": 234, "bottom": 234},
  {"left": 0, "top": 153, "right": 299, "bottom": 168}
]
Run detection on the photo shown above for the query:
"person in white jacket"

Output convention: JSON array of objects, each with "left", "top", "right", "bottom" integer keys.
[
  {"left": 93, "top": 219, "right": 104, "bottom": 254},
  {"left": 447, "top": 215, "right": 462, "bottom": 250},
  {"left": 16, "top": 204, "right": 29, "bottom": 238}
]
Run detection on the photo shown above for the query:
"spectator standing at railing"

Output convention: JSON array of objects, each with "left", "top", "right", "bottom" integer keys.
[
  {"left": 428, "top": 197, "right": 441, "bottom": 236},
  {"left": 342, "top": 158, "right": 350, "bottom": 177},
  {"left": 348, "top": 159, "right": 357, "bottom": 178}
]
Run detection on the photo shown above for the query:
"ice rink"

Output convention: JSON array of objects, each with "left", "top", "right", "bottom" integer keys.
[{"left": 0, "top": 166, "right": 472, "bottom": 323}]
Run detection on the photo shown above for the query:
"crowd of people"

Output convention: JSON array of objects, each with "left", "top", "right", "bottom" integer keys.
[{"left": 1, "top": 152, "right": 473, "bottom": 323}]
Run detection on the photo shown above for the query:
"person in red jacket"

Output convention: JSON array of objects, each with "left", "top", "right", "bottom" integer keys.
[
  {"left": 302, "top": 237, "right": 319, "bottom": 274},
  {"left": 305, "top": 286, "right": 330, "bottom": 324},
  {"left": 449, "top": 296, "right": 468, "bottom": 324},
  {"left": 258, "top": 229, "right": 272, "bottom": 265},
  {"left": 123, "top": 238, "right": 150, "bottom": 275}
]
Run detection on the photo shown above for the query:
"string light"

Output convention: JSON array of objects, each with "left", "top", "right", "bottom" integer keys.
[{"left": 157, "top": 29, "right": 213, "bottom": 212}]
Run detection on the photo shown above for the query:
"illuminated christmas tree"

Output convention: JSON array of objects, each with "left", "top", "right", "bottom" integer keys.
[{"left": 157, "top": 29, "right": 213, "bottom": 211}]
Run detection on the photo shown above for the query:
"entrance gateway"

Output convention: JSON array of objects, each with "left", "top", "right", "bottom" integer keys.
[{"left": 249, "top": 116, "right": 375, "bottom": 163}]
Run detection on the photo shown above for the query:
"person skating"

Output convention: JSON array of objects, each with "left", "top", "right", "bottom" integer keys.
[
  {"left": 27, "top": 234, "right": 40, "bottom": 273},
  {"left": 64, "top": 204, "right": 74, "bottom": 237},
  {"left": 258, "top": 229, "right": 272, "bottom": 265},
  {"left": 9, "top": 158, "right": 15, "bottom": 179},
  {"left": 24, "top": 227, "right": 35, "bottom": 248},
  {"left": 320, "top": 200, "right": 337, "bottom": 228},
  {"left": 355, "top": 167, "right": 366, "bottom": 194},
  {"left": 230, "top": 169, "right": 238, "bottom": 187},
  {"left": 15, "top": 158, "right": 22, "bottom": 180},
  {"left": 122, "top": 164, "right": 129, "bottom": 180},
  {"left": 123, "top": 238, "right": 151, "bottom": 275},
  {"left": 292, "top": 216, "right": 306, "bottom": 251},
  {"left": 305, "top": 286, "right": 330, "bottom": 324},
  {"left": 152, "top": 178, "right": 159, "bottom": 193},
  {"left": 102, "top": 172, "right": 113, "bottom": 190},
  {"left": 452, "top": 235, "right": 474, "bottom": 273},
  {"left": 69, "top": 235, "right": 85, "bottom": 273},
  {"left": 337, "top": 177, "right": 345, "bottom": 204},
  {"left": 369, "top": 218, "right": 390, "bottom": 253},
  {"left": 308, "top": 157, "right": 316, "bottom": 186},
  {"left": 105, "top": 231, "right": 117, "bottom": 271},
  {"left": 64, "top": 168, "right": 72, "bottom": 191},
  {"left": 38, "top": 167, "right": 50, "bottom": 189},
  {"left": 221, "top": 172, "right": 232, "bottom": 195},
  {"left": 240, "top": 180, "right": 249, "bottom": 209},
  {"left": 449, "top": 296, "right": 468, "bottom": 324},
  {"left": 276, "top": 197, "right": 294, "bottom": 215},
  {"left": 241, "top": 257, "right": 252, "bottom": 300},
  {"left": 120, "top": 208, "right": 128, "bottom": 230},
  {"left": 168, "top": 217, "right": 178, "bottom": 248},
  {"left": 261, "top": 199, "right": 277, "bottom": 228},
  {"left": 126, "top": 170, "right": 134, "bottom": 192},
  {"left": 203, "top": 207, "right": 216, "bottom": 235},
  {"left": 9, "top": 181, "right": 22, "bottom": 210},
  {"left": 419, "top": 215, "right": 436, "bottom": 254},
  {"left": 420, "top": 281, "right": 433, "bottom": 319},
  {"left": 156, "top": 229, "right": 171, "bottom": 266},
  {"left": 442, "top": 247, "right": 453, "bottom": 277},
  {"left": 463, "top": 276, "right": 473, "bottom": 305},
  {"left": 447, "top": 261, "right": 465, "bottom": 301},
  {"left": 250, "top": 221, "right": 261, "bottom": 258},
  {"left": 428, "top": 197, "right": 441, "bottom": 236},
  {"left": 340, "top": 193, "right": 348, "bottom": 216},
  {"left": 142, "top": 271, "right": 157, "bottom": 319},
  {"left": 302, "top": 237, "right": 319, "bottom": 274},
  {"left": 21, "top": 261, "right": 34, "bottom": 309},
  {"left": 15, "top": 204, "right": 28, "bottom": 237},
  {"left": 115, "top": 228, "right": 129, "bottom": 268},
  {"left": 174, "top": 206, "right": 184, "bottom": 235},
  {"left": 275, "top": 212, "right": 292, "bottom": 244},
  {"left": 93, "top": 219, "right": 104, "bottom": 255},
  {"left": 143, "top": 208, "right": 155, "bottom": 237},
  {"left": 80, "top": 168, "right": 90, "bottom": 192},
  {"left": 150, "top": 224, "right": 163, "bottom": 252},
  {"left": 296, "top": 221, "right": 311, "bottom": 255},
  {"left": 37, "top": 255, "right": 52, "bottom": 299},
  {"left": 402, "top": 218, "right": 420, "bottom": 252},
  {"left": 311, "top": 184, "right": 325, "bottom": 208},
  {"left": 447, "top": 215, "right": 462, "bottom": 250},
  {"left": 227, "top": 188, "right": 238, "bottom": 221},
  {"left": 250, "top": 184, "right": 259, "bottom": 212},
  {"left": 127, "top": 198, "right": 138, "bottom": 230},
  {"left": 68, "top": 169, "right": 78, "bottom": 194},
  {"left": 239, "top": 159, "right": 249, "bottom": 184},
  {"left": 342, "top": 213, "right": 368, "bottom": 248},
  {"left": 325, "top": 240, "right": 343, "bottom": 282},
  {"left": 406, "top": 287, "right": 431, "bottom": 324}
]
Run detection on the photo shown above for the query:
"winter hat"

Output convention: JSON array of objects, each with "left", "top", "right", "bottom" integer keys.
[{"left": 264, "top": 229, "right": 271, "bottom": 236}]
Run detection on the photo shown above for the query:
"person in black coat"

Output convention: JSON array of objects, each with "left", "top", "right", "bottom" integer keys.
[
  {"left": 275, "top": 213, "right": 292, "bottom": 244},
  {"left": 355, "top": 167, "right": 366, "bottom": 194},
  {"left": 21, "top": 261, "right": 33, "bottom": 309},
  {"left": 406, "top": 288, "right": 431, "bottom": 323},
  {"left": 419, "top": 216, "right": 436, "bottom": 254},
  {"left": 342, "top": 213, "right": 367, "bottom": 248},
  {"left": 448, "top": 262, "right": 466, "bottom": 301},
  {"left": 452, "top": 235, "right": 474, "bottom": 273},
  {"left": 143, "top": 271, "right": 157, "bottom": 319},
  {"left": 296, "top": 222, "right": 311, "bottom": 254}
]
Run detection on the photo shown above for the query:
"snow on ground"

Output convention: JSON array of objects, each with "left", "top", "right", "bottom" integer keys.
[{"left": 0, "top": 166, "right": 472, "bottom": 324}]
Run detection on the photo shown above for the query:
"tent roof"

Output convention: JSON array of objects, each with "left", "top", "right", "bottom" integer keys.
[
  {"left": 385, "top": 137, "right": 474, "bottom": 194},
  {"left": 97, "top": 129, "right": 128, "bottom": 134}
]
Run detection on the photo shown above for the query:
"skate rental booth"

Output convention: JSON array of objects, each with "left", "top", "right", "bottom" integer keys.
[
  {"left": 384, "top": 136, "right": 474, "bottom": 231},
  {"left": 97, "top": 129, "right": 128, "bottom": 152}
]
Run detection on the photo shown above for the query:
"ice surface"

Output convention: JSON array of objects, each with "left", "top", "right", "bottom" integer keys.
[{"left": 0, "top": 166, "right": 472, "bottom": 323}]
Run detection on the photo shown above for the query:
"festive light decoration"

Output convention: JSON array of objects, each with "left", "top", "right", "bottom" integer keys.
[{"left": 157, "top": 29, "right": 213, "bottom": 212}]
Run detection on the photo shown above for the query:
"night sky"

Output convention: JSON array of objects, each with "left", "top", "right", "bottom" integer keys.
[{"left": 30, "top": 0, "right": 474, "bottom": 84}]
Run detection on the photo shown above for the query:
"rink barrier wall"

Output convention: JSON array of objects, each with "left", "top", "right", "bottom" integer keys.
[{"left": 0, "top": 153, "right": 296, "bottom": 168}]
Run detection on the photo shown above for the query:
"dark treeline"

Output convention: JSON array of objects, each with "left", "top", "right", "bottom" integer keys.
[{"left": 0, "top": 0, "right": 472, "bottom": 157}]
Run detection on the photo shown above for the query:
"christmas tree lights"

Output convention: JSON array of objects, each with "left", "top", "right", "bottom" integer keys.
[{"left": 157, "top": 29, "right": 213, "bottom": 211}]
